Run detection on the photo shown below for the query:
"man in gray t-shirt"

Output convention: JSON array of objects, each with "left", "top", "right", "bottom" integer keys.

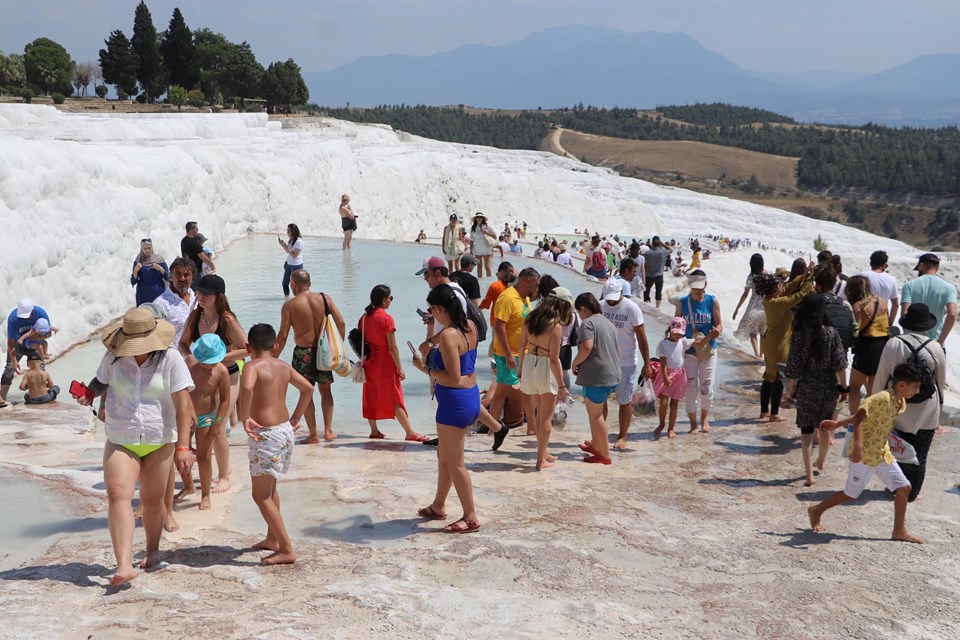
[{"left": 642, "top": 236, "right": 671, "bottom": 307}]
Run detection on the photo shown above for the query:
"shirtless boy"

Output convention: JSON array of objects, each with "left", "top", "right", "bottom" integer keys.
[
  {"left": 808, "top": 362, "right": 925, "bottom": 544},
  {"left": 19, "top": 351, "right": 60, "bottom": 404},
  {"left": 187, "top": 334, "right": 231, "bottom": 510},
  {"left": 239, "top": 323, "right": 313, "bottom": 564},
  {"left": 276, "top": 270, "right": 345, "bottom": 442}
]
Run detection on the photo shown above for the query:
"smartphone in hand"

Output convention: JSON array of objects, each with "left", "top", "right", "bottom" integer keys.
[
  {"left": 416, "top": 308, "right": 430, "bottom": 321},
  {"left": 407, "top": 341, "right": 423, "bottom": 362},
  {"left": 69, "top": 380, "right": 87, "bottom": 398}
]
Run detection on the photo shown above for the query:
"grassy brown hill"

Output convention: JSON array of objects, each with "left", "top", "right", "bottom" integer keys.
[{"left": 539, "top": 122, "right": 956, "bottom": 250}]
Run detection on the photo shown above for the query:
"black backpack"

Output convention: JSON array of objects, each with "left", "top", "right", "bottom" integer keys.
[
  {"left": 821, "top": 293, "right": 855, "bottom": 350},
  {"left": 898, "top": 336, "right": 939, "bottom": 404},
  {"left": 451, "top": 287, "right": 488, "bottom": 342}
]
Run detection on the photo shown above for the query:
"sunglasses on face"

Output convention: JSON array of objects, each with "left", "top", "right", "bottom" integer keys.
[{"left": 141, "top": 238, "right": 151, "bottom": 243}]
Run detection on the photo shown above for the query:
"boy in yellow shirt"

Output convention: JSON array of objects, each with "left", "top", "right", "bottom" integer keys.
[{"left": 808, "top": 363, "right": 924, "bottom": 543}]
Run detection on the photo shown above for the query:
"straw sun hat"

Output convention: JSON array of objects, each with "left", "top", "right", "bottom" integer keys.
[{"left": 101, "top": 307, "right": 175, "bottom": 356}]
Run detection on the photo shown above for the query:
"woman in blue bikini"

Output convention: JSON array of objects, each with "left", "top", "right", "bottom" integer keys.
[
  {"left": 78, "top": 308, "right": 195, "bottom": 586},
  {"left": 412, "top": 284, "right": 501, "bottom": 533}
]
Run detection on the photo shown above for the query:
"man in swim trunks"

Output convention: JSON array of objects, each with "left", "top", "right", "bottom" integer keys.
[
  {"left": 276, "top": 270, "right": 346, "bottom": 442},
  {"left": 490, "top": 267, "right": 540, "bottom": 430},
  {"left": 187, "top": 334, "right": 231, "bottom": 511}
]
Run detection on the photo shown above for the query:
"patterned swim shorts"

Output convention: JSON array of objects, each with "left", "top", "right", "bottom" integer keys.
[
  {"left": 248, "top": 422, "right": 294, "bottom": 480},
  {"left": 292, "top": 345, "right": 334, "bottom": 385}
]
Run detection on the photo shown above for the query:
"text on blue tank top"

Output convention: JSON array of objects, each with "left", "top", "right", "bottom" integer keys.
[{"left": 682, "top": 294, "right": 716, "bottom": 348}]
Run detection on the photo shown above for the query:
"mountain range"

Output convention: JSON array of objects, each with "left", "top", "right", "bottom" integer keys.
[{"left": 303, "top": 25, "right": 960, "bottom": 127}]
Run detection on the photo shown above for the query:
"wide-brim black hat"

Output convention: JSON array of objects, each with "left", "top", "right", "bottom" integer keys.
[{"left": 899, "top": 303, "right": 937, "bottom": 332}]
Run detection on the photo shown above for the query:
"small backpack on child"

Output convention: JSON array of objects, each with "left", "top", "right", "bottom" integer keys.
[{"left": 896, "top": 336, "right": 939, "bottom": 404}]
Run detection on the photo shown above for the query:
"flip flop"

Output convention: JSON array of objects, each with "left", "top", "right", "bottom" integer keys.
[
  {"left": 578, "top": 442, "right": 601, "bottom": 456},
  {"left": 405, "top": 432, "right": 432, "bottom": 443},
  {"left": 583, "top": 454, "right": 612, "bottom": 465},
  {"left": 418, "top": 505, "right": 447, "bottom": 520},
  {"left": 368, "top": 432, "right": 386, "bottom": 439},
  {"left": 423, "top": 438, "right": 439, "bottom": 447},
  {"left": 442, "top": 518, "right": 480, "bottom": 534}
]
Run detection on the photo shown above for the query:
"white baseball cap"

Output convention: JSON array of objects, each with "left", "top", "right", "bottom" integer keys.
[
  {"left": 601, "top": 279, "right": 623, "bottom": 302},
  {"left": 17, "top": 298, "right": 35, "bottom": 319}
]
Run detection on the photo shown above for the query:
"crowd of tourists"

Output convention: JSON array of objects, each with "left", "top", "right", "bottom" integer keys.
[{"left": 2, "top": 204, "right": 954, "bottom": 584}]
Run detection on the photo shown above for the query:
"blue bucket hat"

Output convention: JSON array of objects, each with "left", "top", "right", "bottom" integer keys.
[{"left": 192, "top": 333, "right": 227, "bottom": 365}]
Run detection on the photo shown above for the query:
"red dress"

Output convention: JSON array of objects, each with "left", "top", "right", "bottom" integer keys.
[{"left": 359, "top": 308, "right": 406, "bottom": 420}]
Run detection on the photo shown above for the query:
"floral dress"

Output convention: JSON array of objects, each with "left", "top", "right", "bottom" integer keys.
[
  {"left": 735, "top": 273, "right": 767, "bottom": 339},
  {"left": 785, "top": 325, "right": 848, "bottom": 431}
]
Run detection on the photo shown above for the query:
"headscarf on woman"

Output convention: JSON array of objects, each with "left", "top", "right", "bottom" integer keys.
[{"left": 137, "top": 240, "right": 165, "bottom": 268}]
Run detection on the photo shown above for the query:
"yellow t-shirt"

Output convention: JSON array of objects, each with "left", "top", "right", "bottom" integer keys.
[
  {"left": 492, "top": 286, "right": 530, "bottom": 357},
  {"left": 853, "top": 389, "right": 904, "bottom": 466}
]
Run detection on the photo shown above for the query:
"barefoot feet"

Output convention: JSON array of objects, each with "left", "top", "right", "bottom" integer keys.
[
  {"left": 324, "top": 430, "right": 337, "bottom": 441},
  {"left": 768, "top": 415, "right": 787, "bottom": 423},
  {"left": 700, "top": 419, "right": 711, "bottom": 433},
  {"left": 199, "top": 495, "right": 211, "bottom": 511},
  {"left": 807, "top": 506, "right": 825, "bottom": 532},
  {"left": 211, "top": 477, "right": 232, "bottom": 494},
  {"left": 139, "top": 549, "right": 162, "bottom": 569},
  {"left": 613, "top": 438, "right": 627, "bottom": 450},
  {"left": 262, "top": 550, "right": 297, "bottom": 565},
  {"left": 174, "top": 485, "right": 195, "bottom": 503},
  {"left": 109, "top": 565, "right": 138, "bottom": 586},
  {"left": 892, "top": 529, "right": 924, "bottom": 544},
  {"left": 164, "top": 513, "right": 180, "bottom": 533},
  {"left": 667, "top": 429, "right": 677, "bottom": 439},
  {"left": 252, "top": 538, "right": 280, "bottom": 552},
  {"left": 653, "top": 425, "right": 664, "bottom": 440},
  {"left": 301, "top": 436, "right": 322, "bottom": 444}
]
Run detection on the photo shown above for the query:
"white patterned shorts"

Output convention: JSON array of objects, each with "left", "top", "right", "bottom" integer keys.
[
  {"left": 843, "top": 461, "right": 909, "bottom": 499},
  {"left": 248, "top": 422, "right": 294, "bottom": 481}
]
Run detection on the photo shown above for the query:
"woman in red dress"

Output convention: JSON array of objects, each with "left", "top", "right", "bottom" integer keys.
[{"left": 360, "top": 285, "right": 432, "bottom": 441}]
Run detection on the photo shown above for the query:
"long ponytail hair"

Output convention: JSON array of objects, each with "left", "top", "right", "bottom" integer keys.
[
  {"left": 426, "top": 284, "right": 470, "bottom": 334},
  {"left": 366, "top": 285, "right": 391, "bottom": 316}
]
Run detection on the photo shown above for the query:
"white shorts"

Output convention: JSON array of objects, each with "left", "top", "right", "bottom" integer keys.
[
  {"left": 520, "top": 354, "right": 559, "bottom": 396},
  {"left": 843, "top": 461, "right": 910, "bottom": 499},
  {"left": 248, "top": 422, "right": 294, "bottom": 481},
  {"left": 615, "top": 365, "right": 638, "bottom": 405}
]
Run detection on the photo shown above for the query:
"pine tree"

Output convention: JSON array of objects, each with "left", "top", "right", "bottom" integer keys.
[
  {"left": 99, "top": 30, "right": 138, "bottom": 98},
  {"left": 160, "top": 8, "right": 197, "bottom": 89},
  {"left": 131, "top": 1, "right": 163, "bottom": 101}
]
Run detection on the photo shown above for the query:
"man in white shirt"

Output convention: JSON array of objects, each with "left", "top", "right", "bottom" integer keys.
[
  {"left": 555, "top": 248, "right": 573, "bottom": 268},
  {"left": 860, "top": 250, "right": 900, "bottom": 327},
  {"left": 599, "top": 279, "right": 651, "bottom": 449},
  {"left": 152, "top": 258, "right": 197, "bottom": 346}
]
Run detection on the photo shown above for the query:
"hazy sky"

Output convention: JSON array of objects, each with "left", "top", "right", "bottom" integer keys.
[{"left": 1, "top": 0, "right": 957, "bottom": 74}]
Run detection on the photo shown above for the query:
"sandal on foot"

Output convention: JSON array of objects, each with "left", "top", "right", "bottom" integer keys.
[
  {"left": 492, "top": 425, "right": 509, "bottom": 451},
  {"left": 578, "top": 442, "right": 601, "bottom": 456},
  {"left": 418, "top": 505, "right": 447, "bottom": 520},
  {"left": 405, "top": 432, "right": 431, "bottom": 443},
  {"left": 368, "top": 432, "right": 386, "bottom": 439},
  {"left": 583, "top": 454, "right": 612, "bottom": 465},
  {"left": 443, "top": 518, "right": 480, "bottom": 533}
]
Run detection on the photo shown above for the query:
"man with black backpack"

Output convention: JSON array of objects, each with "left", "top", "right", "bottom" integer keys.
[
  {"left": 815, "top": 267, "right": 855, "bottom": 353},
  {"left": 874, "top": 304, "right": 945, "bottom": 502}
]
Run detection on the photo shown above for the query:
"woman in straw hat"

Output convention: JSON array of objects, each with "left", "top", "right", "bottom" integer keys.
[
  {"left": 469, "top": 212, "right": 497, "bottom": 278},
  {"left": 77, "top": 307, "right": 195, "bottom": 586}
]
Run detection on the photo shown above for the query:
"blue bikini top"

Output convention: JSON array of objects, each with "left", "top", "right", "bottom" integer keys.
[{"left": 430, "top": 330, "right": 477, "bottom": 375}]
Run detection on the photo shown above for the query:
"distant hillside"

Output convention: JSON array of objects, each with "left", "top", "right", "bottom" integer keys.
[
  {"left": 304, "top": 25, "right": 960, "bottom": 127},
  {"left": 305, "top": 25, "right": 785, "bottom": 109}
]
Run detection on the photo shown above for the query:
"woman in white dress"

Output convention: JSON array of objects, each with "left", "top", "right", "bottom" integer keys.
[{"left": 469, "top": 212, "right": 498, "bottom": 278}]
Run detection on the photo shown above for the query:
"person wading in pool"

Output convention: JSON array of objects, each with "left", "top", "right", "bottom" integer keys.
[{"left": 276, "top": 270, "right": 346, "bottom": 442}]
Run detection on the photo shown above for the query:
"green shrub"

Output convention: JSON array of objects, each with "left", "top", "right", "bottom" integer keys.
[
  {"left": 21, "top": 87, "right": 33, "bottom": 103},
  {"left": 51, "top": 92, "right": 65, "bottom": 104},
  {"left": 94, "top": 84, "right": 108, "bottom": 99}
]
